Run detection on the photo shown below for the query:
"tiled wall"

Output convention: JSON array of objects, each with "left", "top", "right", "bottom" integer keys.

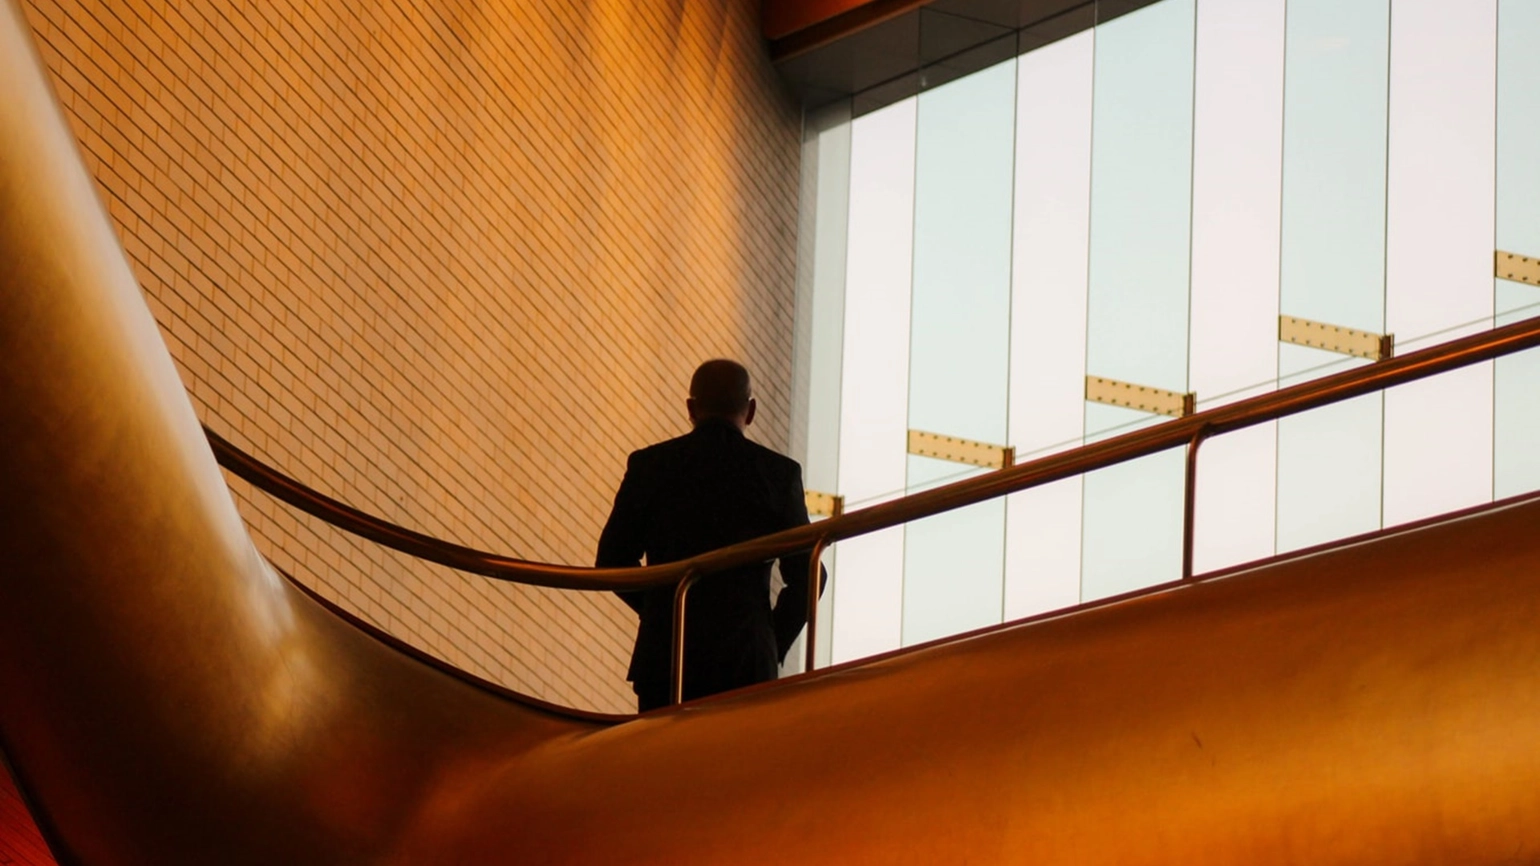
[{"left": 19, "top": 0, "right": 802, "bottom": 713}]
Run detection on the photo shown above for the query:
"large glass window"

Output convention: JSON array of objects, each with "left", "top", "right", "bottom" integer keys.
[{"left": 791, "top": 0, "right": 1537, "bottom": 669}]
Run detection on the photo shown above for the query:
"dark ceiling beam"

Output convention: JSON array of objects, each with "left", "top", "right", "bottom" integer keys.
[
  {"left": 764, "top": 0, "right": 1160, "bottom": 113},
  {"left": 767, "top": 0, "right": 932, "bottom": 62}
]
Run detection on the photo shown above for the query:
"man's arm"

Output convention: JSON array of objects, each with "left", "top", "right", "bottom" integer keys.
[
  {"left": 771, "top": 463, "right": 825, "bottom": 662},
  {"left": 596, "top": 453, "right": 647, "bottom": 614}
]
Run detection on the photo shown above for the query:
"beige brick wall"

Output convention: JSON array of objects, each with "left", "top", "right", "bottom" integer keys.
[{"left": 20, "top": 0, "right": 802, "bottom": 713}]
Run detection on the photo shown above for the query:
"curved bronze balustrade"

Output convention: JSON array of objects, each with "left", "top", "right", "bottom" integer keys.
[
  {"left": 212, "top": 313, "right": 1540, "bottom": 591},
  {"left": 205, "top": 426, "right": 667, "bottom": 591},
  {"left": 211, "top": 311, "right": 1540, "bottom": 699}
]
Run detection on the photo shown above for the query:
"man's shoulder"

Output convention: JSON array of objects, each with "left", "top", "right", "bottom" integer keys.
[
  {"left": 741, "top": 437, "right": 802, "bottom": 477},
  {"left": 627, "top": 433, "right": 694, "bottom": 466},
  {"left": 629, "top": 429, "right": 801, "bottom": 475}
]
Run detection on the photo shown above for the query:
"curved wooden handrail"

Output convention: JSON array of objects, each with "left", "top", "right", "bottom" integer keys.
[
  {"left": 210, "top": 312, "right": 1540, "bottom": 595},
  {"left": 206, "top": 426, "right": 680, "bottom": 591}
]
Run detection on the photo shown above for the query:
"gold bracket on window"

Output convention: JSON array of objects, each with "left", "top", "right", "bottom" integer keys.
[
  {"left": 906, "top": 430, "right": 1014, "bottom": 470},
  {"left": 1084, "top": 376, "right": 1195, "bottom": 418},
  {"left": 804, "top": 490, "right": 844, "bottom": 519},
  {"left": 1496, "top": 250, "right": 1540, "bottom": 288},
  {"left": 1279, "top": 315, "right": 1394, "bottom": 361}
]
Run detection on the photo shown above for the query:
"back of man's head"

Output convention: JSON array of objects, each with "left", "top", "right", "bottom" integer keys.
[{"left": 688, "top": 359, "right": 753, "bottom": 424}]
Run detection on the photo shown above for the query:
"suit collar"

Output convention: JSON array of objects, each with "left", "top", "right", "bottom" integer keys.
[{"left": 690, "top": 417, "right": 745, "bottom": 439}]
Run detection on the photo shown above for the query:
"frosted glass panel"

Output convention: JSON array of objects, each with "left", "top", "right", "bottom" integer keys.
[
  {"left": 1279, "top": 0, "right": 1388, "bottom": 334},
  {"left": 1494, "top": 344, "right": 1540, "bottom": 501},
  {"left": 1187, "top": 0, "right": 1284, "bottom": 572},
  {"left": 902, "top": 59, "right": 1016, "bottom": 644},
  {"left": 1276, "top": 0, "right": 1388, "bottom": 549},
  {"left": 903, "top": 459, "right": 1005, "bottom": 645},
  {"left": 795, "top": 109, "right": 853, "bottom": 496},
  {"left": 1380, "top": 0, "right": 1496, "bottom": 527},
  {"left": 832, "top": 99, "right": 918, "bottom": 664},
  {"left": 1080, "top": 0, "right": 1194, "bottom": 598},
  {"left": 1385, "top": 0, "right": 1495, "bottom": 340},
  {"left": 1495, "top": 0, "right": 1540, "bottom": 500},
  {"left": 1277, "top": 380, "right": 1382, "bottom": 553},
  {"left": 1084, "top": 0, "right": 1194, "bottom": 392},
  {"left": 1082, "top": 430, "right": 1185, "bottom": 602},
  {"left": 1495, "top": 0, "right": 1540, "bottom": 263},
  {"left": 1192, "top": 422, "right": 1277, "bottom": 574},
  {"left": 1190, "top": 0, "right": 1284, "bottom": 401},
  {"left": 794, "top": 109, "right": 853, "bottom": 672},
  {"left": 1496, "top": 286, "right": 1540, "bottom": 501},
  {"left": 1004, "top": 31, "right": 1093, "bottom": 620},
  {"left": 905, "top": 61, "right": 1016, "bottom": 443},
  {"left": 1382, "top": 365, "right": 1493, "bottom": 529},
  {"left": 1006, "top": 478, "right": 1083, "bottom": 617}
]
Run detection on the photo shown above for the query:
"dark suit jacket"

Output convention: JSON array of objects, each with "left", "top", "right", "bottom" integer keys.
[{"left": 595, "top": 419, "right": 818, "bottom": 700}]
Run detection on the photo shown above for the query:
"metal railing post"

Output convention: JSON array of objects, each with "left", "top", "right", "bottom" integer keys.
[
  {"left": 1181, "top": 427, "right": 1209, "bottom": 582},
  {"left": 803, "top": 536, "right": 830, "bottom": 674},
  {"left": 670, "top": 569, "right": 699, "bottom": 705}
]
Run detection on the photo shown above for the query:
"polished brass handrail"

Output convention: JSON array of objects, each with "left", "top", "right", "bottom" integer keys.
[
  {"left": 206, "top": 427, "right": 679, "bottom": 591},
  {"left": 210, "top": 313, "right": 1540, "bottom": 704}
]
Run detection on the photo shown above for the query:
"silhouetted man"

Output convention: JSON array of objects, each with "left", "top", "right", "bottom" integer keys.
[{"left": 597, "top": 359, "right": 822, "bottom": 712}]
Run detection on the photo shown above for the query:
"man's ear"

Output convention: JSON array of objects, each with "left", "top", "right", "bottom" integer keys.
[{"left": 743, "top": 398, "right": 757, "bottom": 427}]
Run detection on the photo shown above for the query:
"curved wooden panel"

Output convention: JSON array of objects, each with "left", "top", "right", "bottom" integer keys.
[
  {"left": 4, "top": 1, "right": 1540, "bottom": 863},
  {"left": 0, "top": 2, "right": 593, "bottom": 861}
]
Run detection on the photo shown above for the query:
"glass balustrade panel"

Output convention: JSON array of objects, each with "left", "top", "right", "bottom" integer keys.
[
  {"left": 1187, "top": 0, "right": 1285, "bottom": 574},
  {"left": 1495, "top": 0, "right": 1540, "bottom": 500},
  {"left": 1381, "top": 0, "right": 1497, "bottom": 528},
  {"left": 1080, "top": 0, "right": 1195, "bottom": 600},
  {"left": 1275, "top": 0, "right": 1389, "bottom": 552},
  {"left": 832, "top": 98, "right": 918, "bottom": 664},
  {"left": 1003, "top": 28, "right": 1093, "bottom": 620},
  {"left": 787, "top": 104, "right": 853, "bottom": 672},
  {"left": 1081, "top": 435, "right": 1187, "bottom": 601},
  {"left": 901, "top": 57, "right": 1016, "bottom": 646}
]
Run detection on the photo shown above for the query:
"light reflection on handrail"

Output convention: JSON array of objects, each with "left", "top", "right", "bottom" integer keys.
[{"left": 210, "top": 313, "right": 1540, "bottom": 701}]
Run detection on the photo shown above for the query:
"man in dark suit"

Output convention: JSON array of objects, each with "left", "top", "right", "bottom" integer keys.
[{"left": 597, "top": 359, "right": 822, "bottom": 712}]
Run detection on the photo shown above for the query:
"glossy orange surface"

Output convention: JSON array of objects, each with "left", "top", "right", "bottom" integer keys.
[{"left": 5, "top": 1, "right": 1540, "bottom": 862}]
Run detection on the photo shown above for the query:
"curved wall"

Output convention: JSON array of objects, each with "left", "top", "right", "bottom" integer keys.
[{"left": 18, "top": 0, "right": 801, "bottom": 713}]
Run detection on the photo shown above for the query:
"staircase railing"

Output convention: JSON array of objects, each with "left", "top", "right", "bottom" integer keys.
[{"left": 210, "top": 313, "right": 1540, "bottom": 706}]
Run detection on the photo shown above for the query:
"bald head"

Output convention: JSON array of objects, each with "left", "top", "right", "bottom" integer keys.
[{"left": 688, "top": 359, "right": 755, "bottom": 428}]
